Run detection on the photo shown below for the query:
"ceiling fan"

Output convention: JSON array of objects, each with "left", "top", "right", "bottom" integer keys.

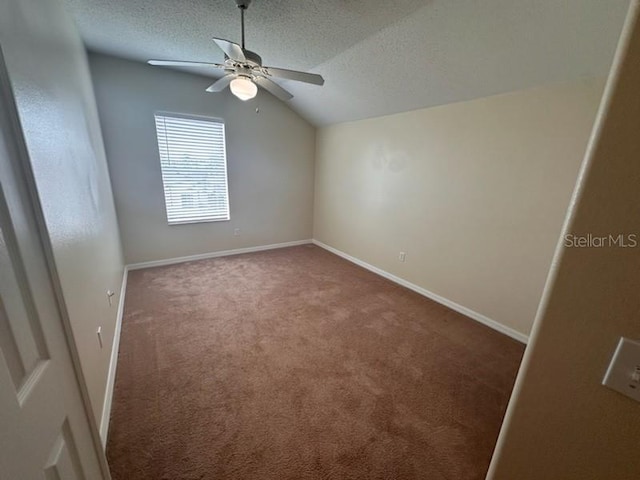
[{"left": 147, "top": 0, "right": 324, "bottom": 102}]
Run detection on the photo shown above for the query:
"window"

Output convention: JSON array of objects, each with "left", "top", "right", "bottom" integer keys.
[{"left": 154, "top": 113, "right": 230, "bottom": 225}]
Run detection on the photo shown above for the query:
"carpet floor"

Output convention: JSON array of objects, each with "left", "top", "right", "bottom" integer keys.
[{"left": 107, "top": 245, "right": 524, "bottom": 480}]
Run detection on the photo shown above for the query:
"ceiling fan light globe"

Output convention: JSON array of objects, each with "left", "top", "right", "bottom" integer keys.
[{"left": 230, "top": 77, "right": 257, "bottom": 101}]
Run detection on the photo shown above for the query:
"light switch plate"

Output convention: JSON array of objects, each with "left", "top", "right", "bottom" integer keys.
[{"left": 602, "top": 337, "right": 640, "bottom": 402}]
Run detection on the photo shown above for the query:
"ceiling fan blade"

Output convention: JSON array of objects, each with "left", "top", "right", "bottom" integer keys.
[
  {"left": 212, "top": 38, "right": 246, "bottom": 62},
  {"left": 148, "top": 60, "right": 226, "bottom": 68},
  {"left": 254, "top": 76, "right": 294, "bottom": 102},
  {"left": 205, "top": 75, "right": 235, "bottom": 93},
  {"left": 262, "top": 66, "right": 324, "bottom": 86}
]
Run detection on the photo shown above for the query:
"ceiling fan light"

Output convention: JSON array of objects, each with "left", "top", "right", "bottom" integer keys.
[{"left": 230, "top": 77, "right": 257, "bottom": 101}]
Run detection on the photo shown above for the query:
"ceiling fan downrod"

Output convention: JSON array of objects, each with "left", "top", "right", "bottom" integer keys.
[{"left": 235, "top": 0, "right": 251, "bottom": 50}]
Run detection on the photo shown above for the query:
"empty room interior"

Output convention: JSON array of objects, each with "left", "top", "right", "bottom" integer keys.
[{"left": 1, "top": 0, "right": 640, "bottom": 479}]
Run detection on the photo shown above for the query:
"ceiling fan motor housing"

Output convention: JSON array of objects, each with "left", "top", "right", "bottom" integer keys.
[{"left": 242, "top": 49, "right": 262, "bottom": 66}]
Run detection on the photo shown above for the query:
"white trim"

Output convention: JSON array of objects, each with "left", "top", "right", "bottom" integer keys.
[
  {"left": 312, "top": 239, "right": 529, "bottom": 344},
  {"left": 99, "top": 266, "right": 128, "bottom": 447},
  {"left": 127, "top": 239, "right": 313, "bottom": 271}
]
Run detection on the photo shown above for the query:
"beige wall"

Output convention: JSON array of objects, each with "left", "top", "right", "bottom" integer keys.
[
  {"left": 0, "top": 0, "right": 125, "bottom": 425},
  {"left": 89, "top": 54, "right": 316, "bottom": 265},
  {"left": 488, "top": 2, "right": 640, "bottom": 478},
  {"left": 314, "top": 80, "right": 604, "bottom": 338}
]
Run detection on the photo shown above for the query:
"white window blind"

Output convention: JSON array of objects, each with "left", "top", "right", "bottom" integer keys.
[{"left": 154, "top": 113, "right": 230, "bottom": 225}]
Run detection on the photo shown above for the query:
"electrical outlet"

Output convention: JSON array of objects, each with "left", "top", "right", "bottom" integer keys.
[
  {"left": 399, "top": 252, "right": 406, "bottom": 262},
  {"left": 603, "top": 337, "right": 640, "bottom": 402},
  {"left": 233, "top": 228, "right": 241, "bottom": 236}
]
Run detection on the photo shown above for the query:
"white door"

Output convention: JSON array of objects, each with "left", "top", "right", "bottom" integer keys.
[{"left": 0, "top": 49, "right": 109, "bottom": 480}]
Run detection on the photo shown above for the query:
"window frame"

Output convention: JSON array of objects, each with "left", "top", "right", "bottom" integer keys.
[{"left": 154, "top": 111, "right": 231, "bottom": 226}]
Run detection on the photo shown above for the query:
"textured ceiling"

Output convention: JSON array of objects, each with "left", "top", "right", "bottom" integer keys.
[{"left": 63, "top": 0, "right": 630, "bottom": 126}]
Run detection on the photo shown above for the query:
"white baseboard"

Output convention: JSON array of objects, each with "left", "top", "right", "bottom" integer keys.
[
  {"left": 312, "top": 239, "right": 529, "bottom": 344},
  {"left": 127, "top": 239, "right": 313, "bottom": 271},
  {"left": 99, "top": 266, "right": 128, "bottom": 447}
]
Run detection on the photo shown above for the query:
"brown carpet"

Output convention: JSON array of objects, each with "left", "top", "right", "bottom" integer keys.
[{"left": 107, "top": 245, "right": 524, "bottom": 480}]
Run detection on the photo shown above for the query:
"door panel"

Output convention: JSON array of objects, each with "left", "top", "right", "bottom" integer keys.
[
  {"left": 44, "top": 420, "right": 85, "bottom": 480},
  {"left": 0, "top": 195, "right": 49, "bottom": 395}
]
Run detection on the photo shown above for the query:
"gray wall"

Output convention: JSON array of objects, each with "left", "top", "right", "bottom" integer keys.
[
  {"left": 89, "top": 54, "right": 316, "bottom": 265},
  {"left": 0, "top": 0, "right": 125, "bottom": 425}
]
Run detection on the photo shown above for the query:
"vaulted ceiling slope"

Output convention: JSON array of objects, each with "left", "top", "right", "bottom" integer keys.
[{"left": 64, "top": 0, "right": 630, "bottom": 126}]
